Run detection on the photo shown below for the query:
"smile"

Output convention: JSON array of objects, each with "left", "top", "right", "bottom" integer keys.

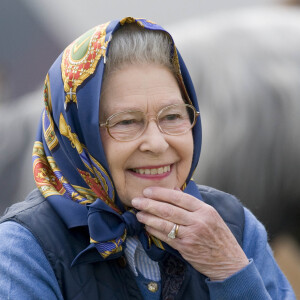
[{"left": 131, "top": 165, "right": 171, "bottom": 175}]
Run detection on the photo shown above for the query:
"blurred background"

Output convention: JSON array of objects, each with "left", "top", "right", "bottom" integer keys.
[{"left": 0, "top": 0, "right": 299, "bottom": 296}]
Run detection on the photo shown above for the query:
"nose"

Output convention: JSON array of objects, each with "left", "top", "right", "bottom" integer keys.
[{"left": 138, "top": 119, "right": 169, "bottom": 154}]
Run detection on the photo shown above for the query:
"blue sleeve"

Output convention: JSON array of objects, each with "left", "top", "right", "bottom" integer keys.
[
  {"left": 0, "top": 221, "right": 64, "bottom": 300},
  {"left": 206, "top": 208, "right": 296, "bottom": 299}
]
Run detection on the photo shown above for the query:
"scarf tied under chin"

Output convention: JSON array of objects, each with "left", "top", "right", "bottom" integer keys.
[
  {"left": 84, "top": 180, "right": 202, "bottom": 263},
  {"left": 87, "top": 198, "right": 143, "bottom": 257},
  {"left": 85, "top": 195, "right": 183, "bottom": 262}
]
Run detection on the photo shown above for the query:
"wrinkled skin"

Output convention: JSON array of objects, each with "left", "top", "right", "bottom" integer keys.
[{"left": 132, "top": 187, "right": 249, "bottom": 281}]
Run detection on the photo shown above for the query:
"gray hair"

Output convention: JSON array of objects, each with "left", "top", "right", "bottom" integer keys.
[{"left": 104, "top": 23, "right": 174, "bottom": 80}]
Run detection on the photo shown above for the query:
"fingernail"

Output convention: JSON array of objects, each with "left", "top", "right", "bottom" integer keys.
[
  {"left": 136, "top": 212, "right": 143, "bottom": 222},
  {"left": 131, "top": 198, "right": 141, "bottom": 209},
  {"left": 143, "top": 188, "right": 152, "bottom": 197}
]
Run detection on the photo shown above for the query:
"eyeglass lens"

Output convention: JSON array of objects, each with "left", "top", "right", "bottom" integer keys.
[{"left": 107, "top": 104, "right": 196, "bottom": 141}]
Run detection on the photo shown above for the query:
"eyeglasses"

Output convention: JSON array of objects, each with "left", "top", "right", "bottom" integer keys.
[{"left": 99, "top": 103, "right": 200, "bottom": 142}]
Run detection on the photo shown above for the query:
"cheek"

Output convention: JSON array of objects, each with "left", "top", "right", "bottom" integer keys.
[
  {"left": 181, "top": 132, "right": 194, "bottom": 160},
  {"left": 177, "top": 133, "right": 194, "bottom": 180},
  {"left": 100, "top": 129, "right": 122, "bottom": 184},
  {"left": 101, "top": 136, "right": 122, "bottom": 177},
  {"left": 100, "top": 129, "right": 131, "bottom": 203},
  {"left": 99, "top": 128, "right": 110, "bottom": 154},
  {"left": 100, "top": 129, "right": 125, "bottom": 169}
]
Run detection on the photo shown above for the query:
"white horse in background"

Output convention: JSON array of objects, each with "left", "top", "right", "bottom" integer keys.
[{"left": 171, "top": 6, "right": 300, "bottom": 240}]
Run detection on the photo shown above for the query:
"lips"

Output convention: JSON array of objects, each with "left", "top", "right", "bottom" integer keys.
[{"left": 131, "top": 165, "right": 171, "bottom": 175}]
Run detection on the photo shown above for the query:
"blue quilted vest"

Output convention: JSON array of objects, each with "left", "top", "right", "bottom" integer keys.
[{"left": 1, "top": 185, "right": 244, "bottom": 300}]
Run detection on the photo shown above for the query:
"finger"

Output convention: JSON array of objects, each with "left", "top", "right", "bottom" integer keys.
[
  {"left": 143, "top": 186, "right": 203, "bottom": 212},
  {"left": 145, "top": 224, "right": 182, "bottom": 249},
  {"left": 136, "top": 211, "right": 184, "bottom": 237},
  {"left": 132, "top": 197, "right": 193, "bottom": 225}
]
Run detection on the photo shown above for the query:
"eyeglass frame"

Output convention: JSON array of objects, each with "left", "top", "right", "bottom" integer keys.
[{"left": 99, "top": 103, "right": 200, "bottom": 142}]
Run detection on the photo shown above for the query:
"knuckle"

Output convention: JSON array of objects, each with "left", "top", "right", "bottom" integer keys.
[
  {"left": 159, "top": 204, "right": 174, "bottom": 219},
  {"left": 203, "top": 205, "right": 219, "bottom": 221},
  {"left": 160, "top": 220, "right": 169, "bottom": 233}
]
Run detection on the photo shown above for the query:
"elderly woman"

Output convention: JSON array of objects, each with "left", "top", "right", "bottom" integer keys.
[{"left": 0, "top": 17, "right": 295, "bottom": 299}]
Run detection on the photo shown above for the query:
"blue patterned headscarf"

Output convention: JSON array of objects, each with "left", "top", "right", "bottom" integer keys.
[{"left": 33, "top": 17, "right": 202, "bottom": 264}]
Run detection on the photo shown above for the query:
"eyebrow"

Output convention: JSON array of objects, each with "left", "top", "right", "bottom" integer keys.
[
  {"left": 157, "top": 98, "right": 186, "bottom": 108},
  {"left": 102, "top": 98, "right": 185, "bottom": 118}
]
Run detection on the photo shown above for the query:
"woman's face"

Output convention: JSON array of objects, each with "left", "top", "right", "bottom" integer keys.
[{"left": 99, "top": 64, "right": 194, "bottom": 207}]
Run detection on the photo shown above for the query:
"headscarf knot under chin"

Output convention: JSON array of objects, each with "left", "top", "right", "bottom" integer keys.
[
  {"left": 87, "top": 198, "right": 143, "bottom": 245},
  {"left": 122, "top": 209, "right": 144, "bottom": 236}
]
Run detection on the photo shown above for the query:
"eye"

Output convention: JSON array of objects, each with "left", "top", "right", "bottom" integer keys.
[
  {"left": 109, "top": 111, "right": 144, "bottom": 129},
  {"left": 161, "top": 113, "right": 182, "bottom": 122},
  {"left": 114, "top": 118, "right": 140, "bottom": 126}
]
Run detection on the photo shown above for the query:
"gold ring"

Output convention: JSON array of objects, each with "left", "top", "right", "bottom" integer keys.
[
  {"left": 175, "top": 224, "right": 179, "bottom": 237},
  {"left": 167, "top": 223, "right": 179, "bottom": 239}
]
